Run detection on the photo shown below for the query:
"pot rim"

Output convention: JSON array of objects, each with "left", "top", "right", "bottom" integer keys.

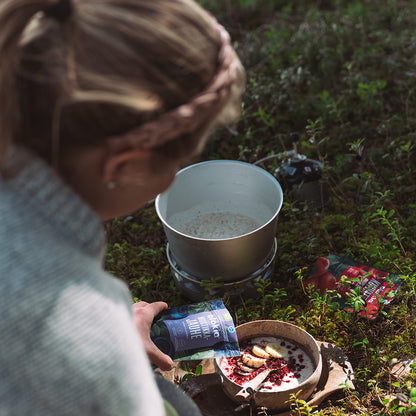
[{"left": 155, "top": 160, "right": 283, "bottom": 242}]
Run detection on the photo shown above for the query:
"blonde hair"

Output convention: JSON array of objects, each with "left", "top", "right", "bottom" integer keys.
[{"left": 0, "top": 0, "right": 243, "bottom": 171}]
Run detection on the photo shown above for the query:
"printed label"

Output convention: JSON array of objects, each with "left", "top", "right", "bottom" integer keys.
[{"left": 165, "top": 309, "right": 228, "bottom": 352}]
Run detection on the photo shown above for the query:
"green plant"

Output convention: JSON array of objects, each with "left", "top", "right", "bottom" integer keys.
[
  {"left": 199, "top": 276, "right": 225, "bottom": 299},
  {"left": 370, "top": 207, "right": 407, "bottom": 257},
  {"left": 177, "top": 363, "right": 203, "bottom": 384},
  {"left": 357, "top": 80, "right": 387, "bottom": 112},
  {"left": 253, "top": 279, "right": 289, "bottom": 319},
  {"left": 287, "top": 390, "right": 317, "bottom": 415}
]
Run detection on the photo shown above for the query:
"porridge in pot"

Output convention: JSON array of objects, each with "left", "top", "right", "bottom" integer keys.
[
  {"left": 170, "top": 211, "right": 260, "bottom": 239},
  {"left": 219, "top": 336, "right": 315, "bottom": 392}
]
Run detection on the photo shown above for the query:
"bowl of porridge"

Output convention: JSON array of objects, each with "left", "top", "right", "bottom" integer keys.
[
  {"left": 214, "top": 320, "right": 322, "bottom": 411},
  {"left": 155, "top": 160, "right": 283, "bottom": 281}
]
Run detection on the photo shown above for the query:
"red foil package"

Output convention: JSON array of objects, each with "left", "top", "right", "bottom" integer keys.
[{"left": 305, "top": 254, "right": 404, "bottom": 319}]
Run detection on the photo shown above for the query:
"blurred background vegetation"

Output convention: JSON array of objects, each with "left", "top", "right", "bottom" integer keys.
[{"left": 105, "top": 1, "right": 416, "bottom": 414}]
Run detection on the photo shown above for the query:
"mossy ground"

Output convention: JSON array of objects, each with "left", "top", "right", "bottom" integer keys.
[{"left": 105, "top": 1, "right": 416, "bottom": 414}]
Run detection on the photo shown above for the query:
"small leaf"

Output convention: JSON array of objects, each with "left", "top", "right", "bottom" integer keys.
[{"left": 195, "top": 364, "right": 203, "bottom": 376}]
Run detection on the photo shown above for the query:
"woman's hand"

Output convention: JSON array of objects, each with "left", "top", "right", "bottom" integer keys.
[{"left": 132, "top": 301, "right": 174, "bottom": 371}]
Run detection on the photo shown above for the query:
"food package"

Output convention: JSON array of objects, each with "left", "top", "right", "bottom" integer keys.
[
  {"left": 305, "top": 254, "right": 404, "bottom": 319},
  {"left": 150, "top": 299, "right": 240, "bottom": 361}
]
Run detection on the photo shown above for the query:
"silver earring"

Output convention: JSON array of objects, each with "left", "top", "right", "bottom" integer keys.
[{"left": 107, "top": 181, "right": 116, "bottom": 190}]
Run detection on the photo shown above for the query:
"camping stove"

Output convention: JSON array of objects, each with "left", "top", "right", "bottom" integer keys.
[{"left": 167, "top": 238, "right": 277, "bottom": 301}]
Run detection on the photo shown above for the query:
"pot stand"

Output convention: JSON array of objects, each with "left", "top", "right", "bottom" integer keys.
[
  {"left": 179, "top": 342, "right": 354, "bottom": 416},
  {"left": 167, "top": 238, "right": 278, "bottom": 302}
]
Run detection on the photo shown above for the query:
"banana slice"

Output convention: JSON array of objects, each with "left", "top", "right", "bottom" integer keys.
[
  {"left": 237, "top": 362, "right": 255, "bottom": 373},
  {"left": 265, "top": 343, "right": 288, "bottom": 359},
  {"left": 242, "top": 353, "right": 266, "bottom": 368},
  {"left": 252, "top": 345, "right": 270, "bottom": 359}
]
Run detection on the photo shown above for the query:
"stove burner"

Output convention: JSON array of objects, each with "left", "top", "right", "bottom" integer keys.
[{"left": 167, "top": 238, "right": 277, "bottom": 301}]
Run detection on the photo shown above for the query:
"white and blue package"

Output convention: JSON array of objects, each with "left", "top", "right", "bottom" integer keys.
[{"left": 150, "top": 299, "right": 240, "bottom": 361}]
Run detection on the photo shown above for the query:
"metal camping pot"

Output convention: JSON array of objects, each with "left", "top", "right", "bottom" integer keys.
[{"left": 155, "top": 160, "right": 283, "bottom": 281}]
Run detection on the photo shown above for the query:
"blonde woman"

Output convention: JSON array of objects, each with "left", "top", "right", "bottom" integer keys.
[{"left": 0, "top": 0, "right": 244, "bottom": 415}]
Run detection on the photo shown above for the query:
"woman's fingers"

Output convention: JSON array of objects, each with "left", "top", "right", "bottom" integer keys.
[
  {"left": 132, "top": 301, "right": 173, "bottom": 370},
  {"left": 146, "top": 342, "right": 174, "bottom": 371}
]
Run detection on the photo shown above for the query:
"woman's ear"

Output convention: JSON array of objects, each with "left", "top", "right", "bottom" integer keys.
[{"left": 102, "top": 148, "right": 152, "bottom": 186}]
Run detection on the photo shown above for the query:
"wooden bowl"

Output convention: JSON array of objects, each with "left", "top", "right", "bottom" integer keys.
[{"left": 214, "top": 320, "right": 322, "bottom": 411}]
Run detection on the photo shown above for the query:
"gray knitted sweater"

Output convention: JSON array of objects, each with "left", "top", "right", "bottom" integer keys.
[{"left": 0, "top": 150, "right": 166, "bottom": 415}]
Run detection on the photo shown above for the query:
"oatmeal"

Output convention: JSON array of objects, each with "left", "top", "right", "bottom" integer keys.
[
  {"left": 172, "top": 211, "right": 260, "bottom": 239},
  {"left": 219, "top": 336, "right": 315, "bottom": 392}
]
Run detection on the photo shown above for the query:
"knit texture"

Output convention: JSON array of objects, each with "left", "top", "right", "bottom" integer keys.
[{"left": 0, "top": 149, "right": 165, "bottom": 415}]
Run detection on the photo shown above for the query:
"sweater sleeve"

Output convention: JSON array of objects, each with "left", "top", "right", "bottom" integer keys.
[{"left": 1, "top": 272, "right": 166, "bottom": 416}]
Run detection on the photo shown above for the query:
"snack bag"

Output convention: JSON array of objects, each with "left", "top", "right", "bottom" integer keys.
[
  {"left": 150, "top": 299, "right": 240, "bottom": 361},
  {"left": 305, "top": 254, "right": 405, "bottom": 319}
]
